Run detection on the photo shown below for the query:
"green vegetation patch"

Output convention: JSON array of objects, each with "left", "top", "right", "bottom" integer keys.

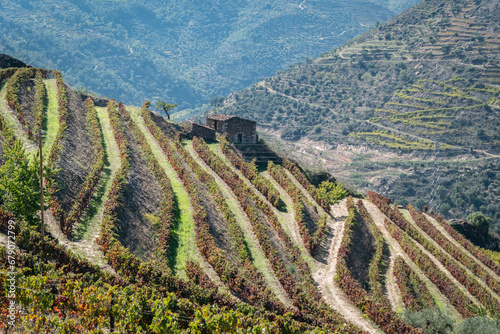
[
  {"left": 349, "top": 130, "right": 445, "bottom": 151},
  {"left": 41, "top": 79, "right": 59, "bottom": 162}
]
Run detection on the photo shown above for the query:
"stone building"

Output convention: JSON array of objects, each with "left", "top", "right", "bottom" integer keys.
[
  {"left": 206, "top": 114, "right": 258, "bottom": 144},
  {"left": 186, "top": 121, "right": 216, "bottom": 141}
]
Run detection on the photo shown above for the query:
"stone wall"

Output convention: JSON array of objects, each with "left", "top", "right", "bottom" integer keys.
[
  {"left": 189, "top": 122, "right": 216, "bottom": 141},
  {"left": 224, "top": 118, "right": 257, "bottom": 144}
]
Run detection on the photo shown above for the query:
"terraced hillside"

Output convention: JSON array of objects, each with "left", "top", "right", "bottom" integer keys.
[
  {"left": 215, "top": 0, "right": 500, "bottom": 230},
  {"left": 1, "top": 64, "right": 500, "bottom": 332}
]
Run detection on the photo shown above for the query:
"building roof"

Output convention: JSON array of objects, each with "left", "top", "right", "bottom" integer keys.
[
  {"left": 207, "top": 114, "right": 237, "bottom": 121},
  {"left": 190, "top": 121, "right": 215, "bottom": 131}
]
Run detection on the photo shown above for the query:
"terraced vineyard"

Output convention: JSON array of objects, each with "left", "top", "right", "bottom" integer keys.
[
  {"left": 216, "top": 0, "right": 500, "bottom": 232},
  {"left": 1, "top": 63, "right": 500, "bottom": 332}
]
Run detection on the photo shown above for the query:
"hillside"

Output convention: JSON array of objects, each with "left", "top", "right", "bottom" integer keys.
[
  {"left": 215, "top": 0, "right": 500, "bottom": 230},
  {"left": 0, "top": 0, "right": 419, "bottom": 109},
  {"left": 2, "top": 61, "right": 500, "bottom": 332}
]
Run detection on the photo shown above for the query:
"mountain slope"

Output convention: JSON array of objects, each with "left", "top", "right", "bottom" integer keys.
[
  {"left": 0, "top": 0, "right": 419, "bottom": 109},
  {"left": 2, "top": 61, "right": 500, "bottom": 332},
  {"left": 216, "top": 0, "right": 500, "bottom": 229}
]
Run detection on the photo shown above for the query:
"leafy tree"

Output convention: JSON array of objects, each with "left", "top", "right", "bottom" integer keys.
[
  {"left": 467, "top": 211, "right": 491, "bottom": 234},
  {"left": 453, "top": 316, "right": 500, "bottom": 334},
  {"left": 440, "top": 203, "right": 451, "bottom": 216},
  {"left": 316, "top": 181, "right": 349, "bottom": 205},
  {"left": 404, "top": 308, "right": 454, "bottom": 334},
  {"left": 0, "top": 141, "right": 41, "bottom": 225},
  {"left": 155, "top": 101, "right": 177, "bottom": 120}
]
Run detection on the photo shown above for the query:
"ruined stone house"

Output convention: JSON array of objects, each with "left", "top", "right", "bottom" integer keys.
[{"left": 206, "top": 114, "right": 258, "bottom": 144}]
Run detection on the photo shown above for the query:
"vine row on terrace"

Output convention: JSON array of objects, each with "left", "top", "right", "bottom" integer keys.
[
  {"left": 192, "top": 136, "right": 363, "bottom": 333},
  {"left": 336, "top": 197, "right": 420, "bottom": 334}
]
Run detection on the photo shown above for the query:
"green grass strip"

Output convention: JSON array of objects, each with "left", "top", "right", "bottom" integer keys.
[
  {"left": 41, "top": 79, "right": 59, "bottom": 162},
  {"left": 72, "top": 107, "right": 121, "bottom": 241},
  {"left": 127, "top": 106, "right": 196, "bottom": 278}
]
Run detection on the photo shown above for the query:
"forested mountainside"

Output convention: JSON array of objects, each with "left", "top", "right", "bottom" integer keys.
[
  {"left": 216, "top": 0, "right": 500, "bottom": 231},
  {"left": 0, "top": 0, "right": 419, "bottom": 109},
  {"left": 2, "top": 58, "right": 500, "bottom": 332}
]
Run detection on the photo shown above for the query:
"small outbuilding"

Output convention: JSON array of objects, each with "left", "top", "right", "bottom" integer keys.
[
  {"left": 186, "top": 121, "right": 216, "bottom": 141},
  {"left": 206, "top": 114, "right": 258, "bottom": 144}
]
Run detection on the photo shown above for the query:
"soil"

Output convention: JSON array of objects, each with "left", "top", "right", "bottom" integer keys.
[
  {"left": 55, "top": 84, "right": 96, "bottom": 213},
  {"left": 18, "top": 79, "right": 36, "bottom": 135},
  {"left": 262, "top": 174, "right": 382, "bottom": 333},
  {"left": 181, "top": 154, "right": 235, "bottom": 260},
  {"left": 115, "top": 119, "right": 162, "bottom": 260},
  {"left": 386, "top": 254, "right": 405, "bottom": 312},
  {"left": 347, "top": 211, "right": 376, "bottom": 290},
  {"left": 150, "top": 111, "right": 181, "bottom": 138},
  {"left": 0, "top": 135, "right": 5, "bottom": 165}
]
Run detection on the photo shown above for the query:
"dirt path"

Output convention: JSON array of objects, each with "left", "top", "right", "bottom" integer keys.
[
  {"left": 0, "top": 82, "right": 114, "bottom": 271},
  {"left": 261, "top": 172, "right": 302, "bottom": 245},
  {"left": 402, "top": 210, "right": 500, "bottom": 302},
  {"left": 72, "top": 107, "right": 121, "bottom": 238},
  {"left": 185, "top": 142, "right": 295, "bottom": 309},
  {"left": 425, "top": 213, "right": 500, "bottom": 283},
  {"left": 209, "top": 143, "right": 384, "bottom": 330},
  {"left": 265, "top": 172, "right": 382, "bottom": 333},
  {"left": 263, "top": 169, "right": 382, "bottom": 332},
  {"left": 386, "top": 254, "right": 405, "bottom": 313},
  {"left": 362, "top": 200, "right": 461, "bottom": 319},
  {"left": 313, "top": 199, "right": 383, "bottom": 334}
]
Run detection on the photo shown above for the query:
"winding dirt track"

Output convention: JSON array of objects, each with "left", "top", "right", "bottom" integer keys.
[
  {"left": 313, "top": 199, "right": 383, "bottom": 334},
  {"left": 263, "top": 170, "right": 383, "bottom": 333},
  {"left": 223, "top": 155, "right": 381, "bottom": 333},
  {"left": 44, "top": 107, "right": 121, "bottom": 273},
  {"left": 386, "top": 254, "right": 405, "bottom": 313}
]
